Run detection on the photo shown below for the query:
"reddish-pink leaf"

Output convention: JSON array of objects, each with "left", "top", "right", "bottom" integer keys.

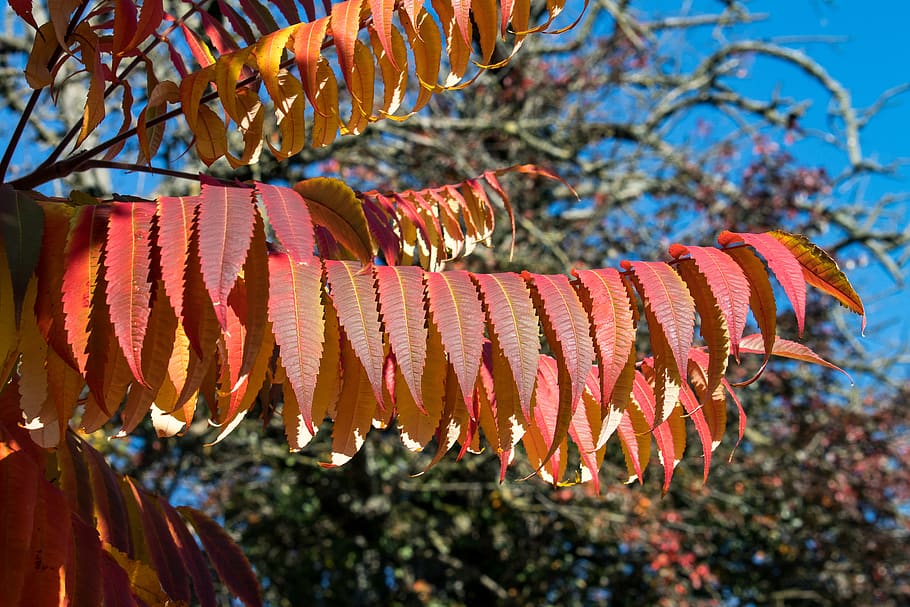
[
  {"left": 156, "top": 195, "right": 198, "bottom": 323},
  {"left": 632, "top": 371, "right": 679, "bottom": 494},
  {"left": 524, "top": 272, "right": 594, "bottom": 472},
  {"left": 256, "top": 182, "right": 315, "bottom": 262},
  {"left": 567, "top": 378, "right": 604, "bottom": 493},
  {"left": 523, "top": 356, "right": 567, "bottom": 484},
  {"left": 524, "top": 273, "right": 593, "bottom": 414},
  {"left": 674, "top": 245, "right": 750, "bottom": 357},
  {"left": 425, "top": 271, "right": 485, "bottom": 412},
  {"left": 104, "top": 201, "right": 156, "bottom": 386},
  {"left": 473, "top": 273, "right": 539, "bottom": 419},
  {"left": 623, "top": 260, "right": 694, "bottom": 384},
  {"left": 325, "top": 260, "right": 386, "bottom": 405},
  {"left": 331, "top": 0, "right": 363, "bottom": 97},
  {"left": 719, "top": 230, "right": 806, "bottom": 336},
  {"left": 198, "top": 184, "right": 256, "bottom": 329},
  {"left": 62, "top": 205, "right": 110, "bottom": 373},
  {"left": 375, "top": 266, "right": 428, "bottom": 413},
  {"left": 738, "top": 333, "right": 851, "bottom": 380},
  {"left": 369, "top": 0, "right": 399, "bottom": 69},
  {"left": 678, "top": 382, "right": 713, "bottom": 482},
  {"left": 179, "top": 506, "right": 262, "bottom": 607},
  {"left": 268, "top": 253, "right": 324, "bottom": 433}
]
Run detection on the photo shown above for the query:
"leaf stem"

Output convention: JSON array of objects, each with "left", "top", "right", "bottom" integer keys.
[{"left": 81, "top": 159, "right": 206, "bottom": 183}]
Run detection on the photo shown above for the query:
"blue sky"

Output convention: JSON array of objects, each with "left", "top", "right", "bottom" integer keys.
[{"left": 740, "top": 1, "right": 909, "bottom": 370}]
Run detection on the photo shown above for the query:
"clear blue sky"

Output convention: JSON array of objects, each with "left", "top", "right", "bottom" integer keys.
[{"left": 746, "top": 1, "right": 909, "bottom": 370}]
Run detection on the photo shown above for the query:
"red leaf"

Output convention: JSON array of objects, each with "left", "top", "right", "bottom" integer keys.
[
  {"left": 473, "top": 273, "right": 539, "bottom": 420},
  {"left": 632, "top": 371, "right": 680, "bottom": 494},
  {"left": 572, "top": 268, "right": 636, "bottom": 443},
  {"left": 678, "top": 382, "right": 713, "bottom": 482},
  {"left": 105, "top": 201, "right": 156, "bottom": 386},
  {"left": 523, "top": 356, "right": 567, "bottom": 484},
  {"left": 674, "top": 245, "right": 750, "bottom": 357},
  {"left": 126, "top": 478, "right": 190, "bottom": 602},
  {"left": 325, "top": 260, "right": 386, "bottom": 405},
  {"left": 159, "top": 501, "right": 217, "bottom": 607},
  {"left": 179, "top": 506, "right": 262, "bottom": 607},
  {"left": 425, "top": 271, "right": 485, "bottom": 414},
  {"left": 62, "top": 205, "right": 110, "bottom": 374},
  {"left": 0, "top": 451, "right": 39, "bottom": 605},
  {"left": 623, "top": 261, "right": 694, "bottom": 384},
  {"left": 375, "top": 265, "right": 428, "bottom": 412},
  {"left": 256, "top": 182, "right": 315, "bottom": 262},
  {"left": 719, "top": 230, "right": 806, "bottom": 336},
  {"left": 268, "top": 253, "right": 324, "bottom": 433},
  {"left": 198, "top": 185, "right": 256, "bottom": 329}
]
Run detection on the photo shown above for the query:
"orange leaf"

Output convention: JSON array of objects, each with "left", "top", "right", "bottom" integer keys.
[
  {"left": 770, "top": 230, "right": 865, "bottom": 330},
  {"left": 295, "top": 178, "right": 375, "bottom": 265}
]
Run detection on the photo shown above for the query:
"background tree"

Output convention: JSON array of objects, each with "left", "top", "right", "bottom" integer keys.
[{"left": 0, "top": 1, "right": 900, "bottom": 606}]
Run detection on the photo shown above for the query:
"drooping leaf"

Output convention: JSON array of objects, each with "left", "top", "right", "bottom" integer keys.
[
  {"left": 425, "top": 271, "right": 485, "bottom": 413},
  {"left": 179, "top": 506, "right": 262, "bottom": 607},
  {"left": 624, "top": 261, "right": 693, "bottom": 423},
  {"left": 325, "top": 338, "right": 377, "bottom": 467},
  {"left": 104, "top": 201, "right": 156, "bottom": 386},
  {"left": 769, "top": 230, "right": 865, "bottom": 330},
  {"left": 719, "top": 230, "right": 806, "bottom": 336},
  {"left": 197, "top": 184, "right": 256, "bottom": 329},
  {"left": 674, "top": 258, "right": 730, "bottom": 399},
  {"left": 376, "top": 265, "right": 428, "bottom": 412},
  {"left": 738, "top": 333, "right": 851, "bottom": 381},
  {"left": 62, "top": 205, "right": 110, "bottom": 374},
  {"left": 473, "top": 273, "right": 539, "bottom": 421},
  {"left": 670, "top": 244, "right": 750, "bottom": 357},
  {"left": 268, "top": 254, "right": 324, "bottom": 433},
  {"left": 524, "top": 272, "right": 594, "bottom": 472},
  {"left": 722, "top": 246, "right": 777, "bottom": 381},
  {"left": 296, "top": 178, "right": 375, "bottom": 265},
  {"left": 0, "top": 185, "right": 44, "bottom": 324},
  {"left": 256, "top": 183, "right": 315, "bottom": 262},
  {"left": 325, "top": 260, "right": 386, "bottom": 405},
  {"left": 572, "top": 268, "right": 636, "bottom": 445}
]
